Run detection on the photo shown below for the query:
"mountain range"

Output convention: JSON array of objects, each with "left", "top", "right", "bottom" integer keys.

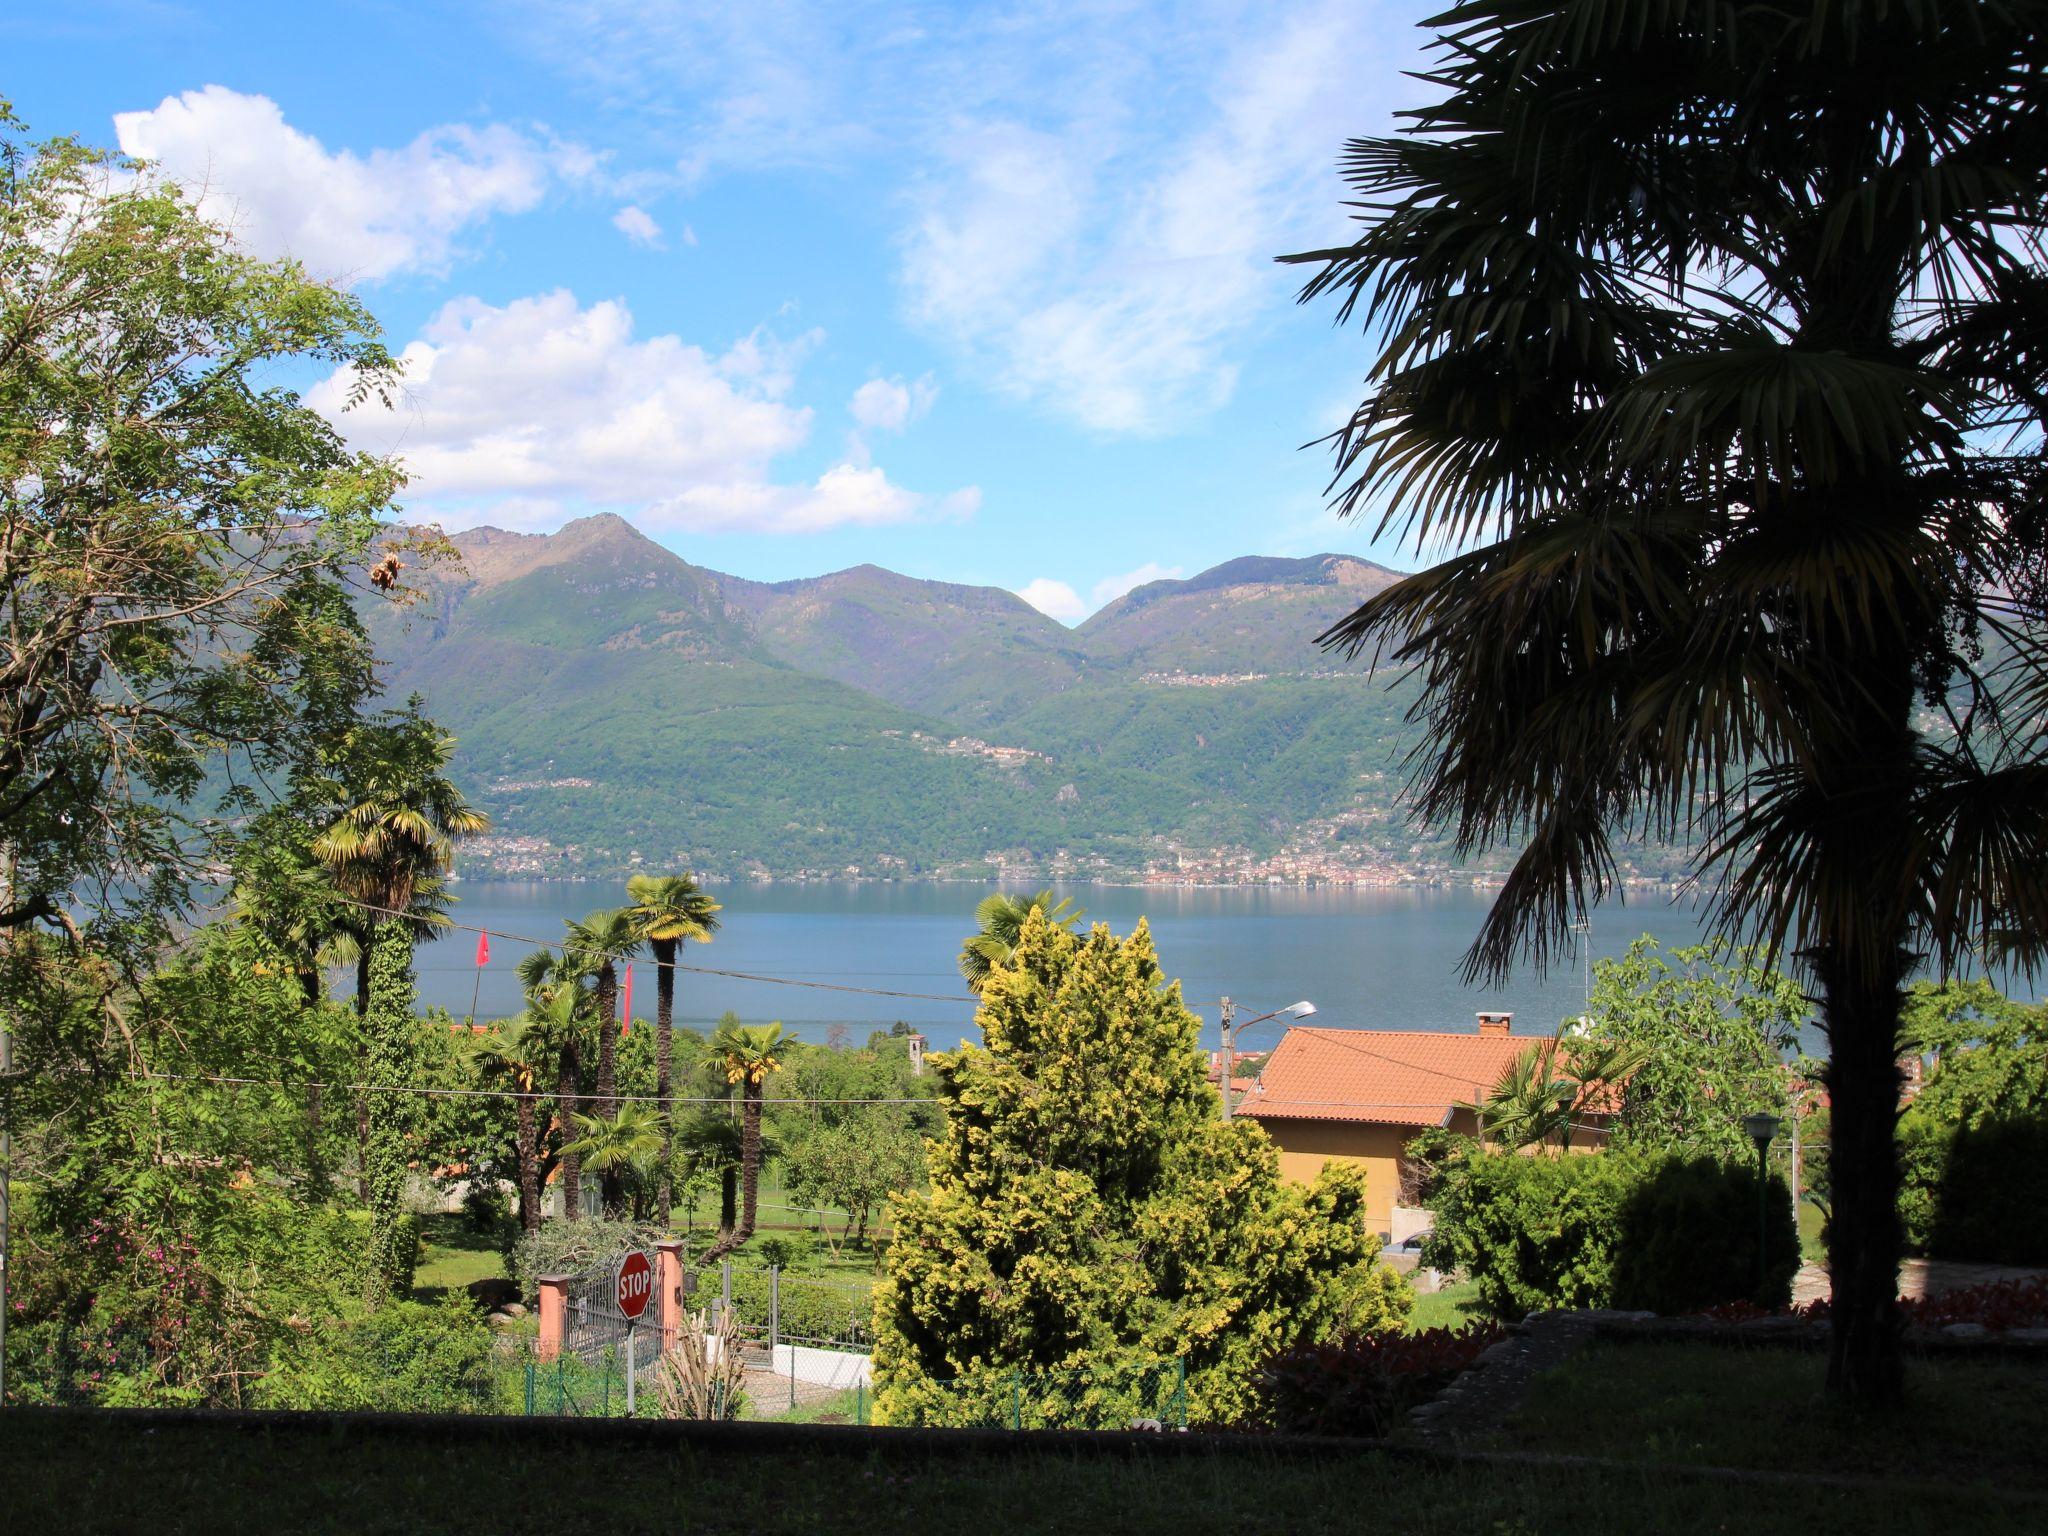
[{"left": 360, "top": 514, "right": 1680, "bottom": 885}]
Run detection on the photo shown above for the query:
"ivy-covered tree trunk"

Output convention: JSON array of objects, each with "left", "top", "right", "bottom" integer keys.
[
  {"left": 354, "top": 943, "right": 373, "bottom": 1203},
  {"left": 363, "top": 920, "right": 419, "bottom": 1298},
  {"left": 653, "top": 936, "right": 677, "bottom": 1226},
  {"left": 593, "top": 959, "right": 624, "bottom": 1214},
  {"left": 515, "top": 1090, "right": 542, "bottom": 1234},
  {"left": 556, "top": 1041, "right": 583, "bottom": 1221}
]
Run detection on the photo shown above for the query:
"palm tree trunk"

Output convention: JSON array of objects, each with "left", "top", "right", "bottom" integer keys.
[
  {"left": 654, "top": 937, "right": 678, "bottom": 1227},
  {"left": 595, "top": 960, "right": 618, "bottom": 1117},
  {"left": 720, "top": 1166, "right": 738, "bottom": 1232},
  {"left": 556, "top": 1043, "right": 583, "bottom": 1221},
  {"left": 1818, "top": 940, "right": 1910, "bottom": 1404},
  {"left": 515, "top": 1090, "right": 542, "bottom": 1234},
  {"left": 738, "top": 1081, "right": 762, "bottom": 1241}
]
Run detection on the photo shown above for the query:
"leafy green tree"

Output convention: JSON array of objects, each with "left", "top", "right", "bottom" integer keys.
[
  {"left": 957, "top": 889, "right": 1082, "bottom": 994},
  {"left": 874, "top": 911, "right": 1407, "bottom": 1427},
  {"left": 702, "top": 1020, "right": 787, "bottom": 1250},
  {"left": 1900, "top": 979, "right": 2047, "bottom": 1127},
  {"left": 311, "top": 718, "right": 486, "bottom": 1294},
  {"left": 1287, "top": 2, "right": 2048, "bottom": 1400},
  {"left": 1585, "top": 941, "right": 1808, "bottom": 1159},
  {"left": 0, "top": 101, "right": 406, "bottom": 952},
  {"left": 782, "top": 1109, "right": 927, "bottom": 1253},
  {"left": 674, "top": 1111, "right": 748, "bottom": 1236},
  {"left": 625, "top": 872, "right": 722, "bottom": 1224}
]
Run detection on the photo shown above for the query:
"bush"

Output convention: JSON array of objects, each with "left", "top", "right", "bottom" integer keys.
[
  {"left": 1422, "top": 1152, "right": 1634, "bottom": 1320},
  {"left": 509, "top": 1217, "right": 666, "bottom": 1301},
  {"left": 724, "top": 1264, "right": 875, "bottom": 1348},
  {"left": 1257, "top": 1323, "right": 1507, "bottom": 1436},
  {"left": 1610, "top": 1154, "right": 1797, "bottom": 1313},
  {"left": 1901, "top": 1110, "right": 2048, "bottom": 1264},
  {"left": 1425, "top": 1150, "right": 1794, "bottom": 1321},
  {"left": 258, "top": 1296, "right": 504, "bottom": 1413}
]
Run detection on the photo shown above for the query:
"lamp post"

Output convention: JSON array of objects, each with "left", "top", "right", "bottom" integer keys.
[
  {"left": 1219, "top": 999, "right": 1316, "bottom": 1120},
  {"left": 1743, "top": 1111, "right": 1783, "bottom": 1298}
]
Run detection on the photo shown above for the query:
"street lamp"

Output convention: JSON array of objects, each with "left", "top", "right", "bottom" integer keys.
[
  {"left": 1218, "top": 999, "right": 1316, "bottom": 1120},
  {"left": 1743, "top": 1111, "right": 1783, "bottom": 1298}
]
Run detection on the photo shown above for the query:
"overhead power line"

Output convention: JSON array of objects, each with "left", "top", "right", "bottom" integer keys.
[{"left": 328, "top": 895, "right": 973, "bottom": 1003}]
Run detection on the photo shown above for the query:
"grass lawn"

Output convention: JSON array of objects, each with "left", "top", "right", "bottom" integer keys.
[
  {"left": 1405, "top": 1280, "right": 1481, "bottom": 1334},
  {"left": 3, "top": 1412, "right": 2039, "bottom": 1535},
  {"left": 1490, "top": 1340, "right": 2048, "bottom": 1497},
  {"left": 410, "top": 1215, "right": 510, "bottom": 1303}
]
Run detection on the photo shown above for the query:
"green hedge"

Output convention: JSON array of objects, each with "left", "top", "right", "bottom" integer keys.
[
  {"left": 1900, "top": 1110, "right": 2048, "bottom": 1264},
  {"left": 1423, "top": 1150, "right": 1797, "bottom": 1321}
]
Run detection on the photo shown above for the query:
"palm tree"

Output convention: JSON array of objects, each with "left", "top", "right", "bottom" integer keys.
[
  {"left": 517, "top": 948, "right": 592, "bottom": 1221},
  {"left": 1285, "top": 2, "right": 2048, "bottom": 1401},
  {"left": 957, "top": 889, "right": 1083, "bottom": 994},
  {"left": 1470, "top": 1030, "right": 1651, "bottom": 1152},
  {"left": 563, "top": 909, "right": 641, "bottom": 1115},
  {"left": 673, "top": 1111, "right": 746, "bottom": 1235},
  {"left": 472, "top": 1016, "right": 552, "bottom": 1233},
  {"left": 703, "top": 1020, "right": 787, "bottom": 1251},
  {"left": 561, "top": 1105, "right": 668, "bottom": 1220},
  {"left": 311, "top": 713, "right": 487, "bottom": 1294},
  {"left": 626, "top": 873, "right": 723, "bottom": 1225}
]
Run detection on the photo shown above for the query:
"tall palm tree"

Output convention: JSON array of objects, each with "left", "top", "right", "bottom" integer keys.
[
  {"left": 626, "top": 873, "right": 723, "bottom": 1227},
  {"left": 673, "top": 1111, "right": 748, "bottom": 1235},
  {"left": 703, "top": 1020, "right": 787, "bottom": 1251},
  {"left": 472, "top": 1016, "right": 552, "bottom": 1233},
  {"left": 517, "top": 947, "right": 591, "bottom": 1221},
  {"left": 563, "top": 908, "right": 641, "bottom": 1115},
  {"left": 1286, "top": 1, "right": 2048, "bottom": 1402},
  {"left": 561, "top": 1105, "right": 668, "bottom": 1220},
  {"left": 957, "top": 889, "right": 1083, "bottom": 994},
  {"left": 311, "top": 714, "right": 488, "bottom": 1295}
]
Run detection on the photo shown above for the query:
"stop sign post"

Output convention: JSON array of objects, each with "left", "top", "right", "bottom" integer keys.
[{"left": 615, "top": 1250, "right": 654, "bottom": 1413}]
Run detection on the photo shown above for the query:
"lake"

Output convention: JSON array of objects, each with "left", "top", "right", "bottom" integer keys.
[{"left": 410, "top": 881, "right": 1721, "bottom": 1050}]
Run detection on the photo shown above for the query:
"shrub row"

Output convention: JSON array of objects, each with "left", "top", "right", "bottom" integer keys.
[
  {"left": 1898, "top": 1112, "right": 2048, "bottom": 1265},
  {"left": 1257, "top": 1323, "right": 1507, "bottom": 1436},
  {"left": 1423, "top": 1150, "right": 1799, "bottom": 1322}
]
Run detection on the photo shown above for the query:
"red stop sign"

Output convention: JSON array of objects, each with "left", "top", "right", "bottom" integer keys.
[{"left": 615, "top": 1250, "right": 654, "bottom": 1321}]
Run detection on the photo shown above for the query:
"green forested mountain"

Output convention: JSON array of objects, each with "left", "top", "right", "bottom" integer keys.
[{"left": 360, "top": 515, "right": 1679, "bottom": 883}]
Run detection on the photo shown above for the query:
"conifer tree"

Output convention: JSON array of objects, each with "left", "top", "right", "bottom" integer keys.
[{"left": 873, "top": 911, "right": 1407, "bottom": 1426}]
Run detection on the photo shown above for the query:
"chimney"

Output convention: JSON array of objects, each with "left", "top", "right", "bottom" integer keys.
[
  {"left": 1476, "top": 1011, "right": 1513, "bottom": 1037},
  {"left": 907, "top": 1032, "right": 927, "bottom": 1077}
]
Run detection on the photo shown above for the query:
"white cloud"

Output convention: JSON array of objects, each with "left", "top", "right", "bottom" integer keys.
[
  {"left": 112, "top": 85, "right": 559, "bottom": 284},
  {"left": 1092, "top": 562, "right": 1183, "bottom": 607},
  {"left": 1016, "top": 578, "right": 1087, "bottom": 624},
  {"left": 849, "top": 374, "right": 936, "bottom": 433},
  {"left": 495, "top": 1, "right": 1421, "bottom": 433},
  {"left": 309, "top": 288, "right": 972, "bottom": 534},
  {"left": 612, "top": 205, "right": 664, "bottom": 247}
]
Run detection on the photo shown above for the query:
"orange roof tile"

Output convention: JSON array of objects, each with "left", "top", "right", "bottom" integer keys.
[{"left": 1238, "top": 1026, "right": 1552, "bottom": 1128}]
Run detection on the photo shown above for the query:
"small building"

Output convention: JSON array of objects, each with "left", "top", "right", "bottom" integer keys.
[{"left": 1237, "top": 1012, "right": 1608, "bottom": 1235}]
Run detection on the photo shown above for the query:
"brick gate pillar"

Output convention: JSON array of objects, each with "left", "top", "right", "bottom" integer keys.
[
  {"left": 655, "top": 1240, "right": 688, "bottom": 1351},
  {"left": 536, "top": 1273, "right": 570, "bottom": 1361}
]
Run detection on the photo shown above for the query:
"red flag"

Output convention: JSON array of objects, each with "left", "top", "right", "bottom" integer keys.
[
  {"left": 475, "top": 930, "right": 490, "bottom": 967},
  {"left": 620, "top": 964, "right": 633, "bottom": 1035}
]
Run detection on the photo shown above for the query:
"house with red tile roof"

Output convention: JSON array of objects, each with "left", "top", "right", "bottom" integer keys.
[{"left": 1237, "top": 1012, "right": 1612, "bottom": 1235}]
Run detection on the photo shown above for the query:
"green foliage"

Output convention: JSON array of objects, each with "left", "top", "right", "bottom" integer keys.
[
  {"left": 1902, "top": 980, "right": 2048, "bottom": 1129},
  {"left": 1425, "top": 1150, "right": 1795, "bottom": 1322},
  {"left": 781, "top": 1109, "right": 928, "bottom": 1248},
  {"left": 872, "top": 912, "right": 1408, "bottom": 1428},
  {"left": 257, "top": 1297, "right": 501, "bottom": 1413},
  {"left": 508, "top": 1216, "right": 666, "bottom": 1301},
  {"left": 0, "top": 100, "right": 403, "bottom": 946},
  {"left": 958, "top": 888, "right": 1083, "bottom": 993},
  {"left": 363, "top": 921, "right": 421, "bottom": 1297},
  {"left": 1609, "top": 1156, "right": 1799, "bottom": 1315},
  {"left": 1897, "top": 1109, "right": 2048, "bottom": 1265},
  {"left": 1587, "top": 941, "right": 1807, "bottom": 1159}
]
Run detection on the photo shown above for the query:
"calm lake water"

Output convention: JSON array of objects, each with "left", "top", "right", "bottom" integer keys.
[{"left": 409, "top": 881, "right": 1720, "bottom": 1051}]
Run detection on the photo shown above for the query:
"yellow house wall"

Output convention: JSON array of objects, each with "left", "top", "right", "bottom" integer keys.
[{"left": 1262, "top": 1119, "right": 1418, "bottom": 1234}]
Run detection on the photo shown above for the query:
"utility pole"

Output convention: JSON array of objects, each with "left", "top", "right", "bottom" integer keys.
[{"left": 1217, "top": 997, "right": 1235, "bottom": 1120}]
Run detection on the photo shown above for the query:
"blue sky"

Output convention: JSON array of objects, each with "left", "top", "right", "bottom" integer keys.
[{"left": 11, "top": 0, "right": 1433, "bottom": 621}]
